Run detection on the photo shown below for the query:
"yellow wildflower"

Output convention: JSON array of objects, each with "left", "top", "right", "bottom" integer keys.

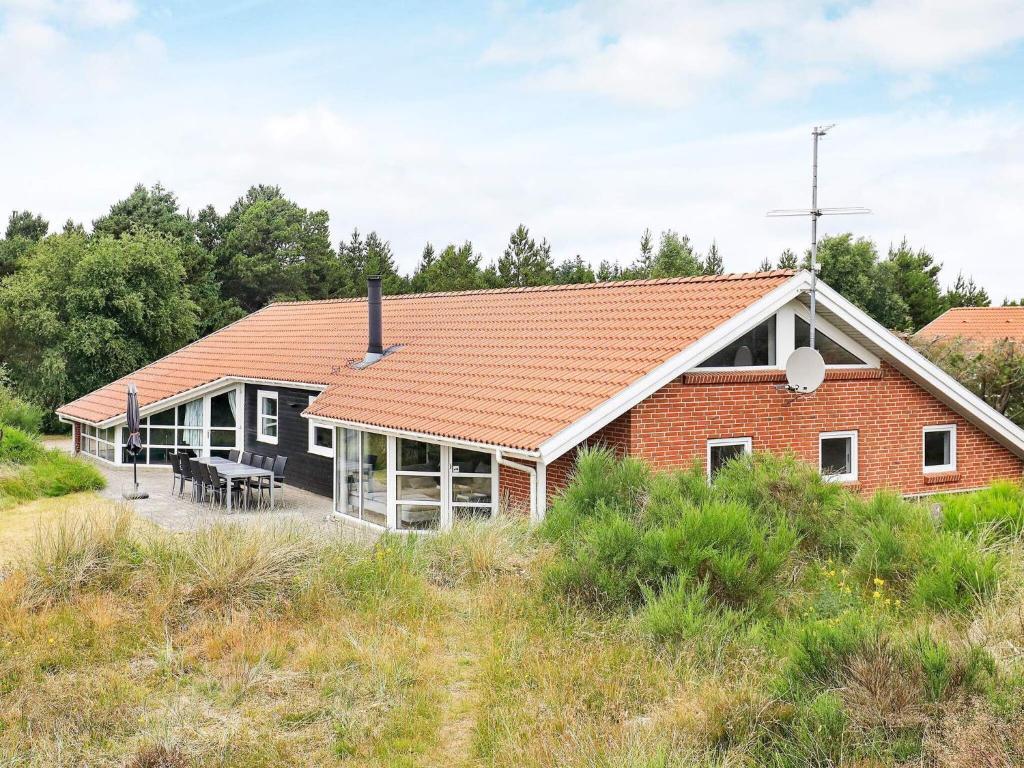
[
  {"left": 872, "top": 590, "right": 882, "bottom": 599},
  {"left": 873, "top": 577, "right": 885, "bottom": 587}
]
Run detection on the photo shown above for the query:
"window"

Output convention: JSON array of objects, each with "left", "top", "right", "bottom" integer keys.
[
  {"left": 115, "top": 388, "right": 240, "bottom": 465},
  {"left": 923, "top": 425, "right": 956, "bottom": 473},
  {"left": 396, "top": 438, "right": 441, "bottom": 530},
  {"left": 820, "top": 431, "right": 858, "bottom": 482},
  {"left": 697, "top": 316, "right": 776, "bottom": 368},
  {"left": 257, "top": 390, "right": 278, "bottom": 444},
  {"left": 80, "top": 423, "right": 116, "bottom": 462},
  {"left": 340, "top": 428, "right": 387, "bottom": 527},
  {"left": 450, "top": 447, "right": 494, "bottom": 522},
  {"left": 707, "top": 438, "right": 752, "bottom": 479},
  {"left": 208, "top": 390, "right": 238, "bottom": 458},
  {"left": 307, "top": 396, "right": 334, "bottom": 457},
  {"left": 795, "top": 317, "right": 865, "bottom": 365}
]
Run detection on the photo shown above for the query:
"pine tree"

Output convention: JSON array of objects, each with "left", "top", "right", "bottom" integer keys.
[
  {"left": 554, "top": 255, "right": 595, "bottom": 284},
  {"left": 777, "top": 248, "right": 799, "bottom": 270},
  {"left": 497, "top": 224, "right": 554, "bottom": 287},
  {"left": 412, "top": 241, "right": 486, "bottom": 293},
  {"left": 944, "top": 272, "right": 991, "bottom": 309},
  {"left": 701, "top": 241, "right": 724, "bottom": 275},
  {"left": 650, "top": 230, "right": 701, "bottom": 278},
  {"left": 758, "top": 256, "right": 773, "bottom": 272}
]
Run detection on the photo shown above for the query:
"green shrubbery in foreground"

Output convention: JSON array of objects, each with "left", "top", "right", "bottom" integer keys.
[
  {"left": 541, "top": 448, "right": 1024, "bottom": 766},
  {"left": 0, "top": 425, "right": 104, "bottom": 507},
  {"left": 3, "top": 449, "right": 1024, "bottom": 766}
]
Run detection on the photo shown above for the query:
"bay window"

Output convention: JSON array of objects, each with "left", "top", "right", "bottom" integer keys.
[{"left": 335, "top": 429, "right": 497, "bottom": 531}]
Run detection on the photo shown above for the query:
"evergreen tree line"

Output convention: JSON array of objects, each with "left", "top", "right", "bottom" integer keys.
[{"left": 0, "top": 182, "right": 994, "bottom": 427}]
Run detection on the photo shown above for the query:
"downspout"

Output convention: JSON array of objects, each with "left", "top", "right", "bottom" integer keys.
[{"left": 495, "top": 448, "right": 537, "bottom": 523}]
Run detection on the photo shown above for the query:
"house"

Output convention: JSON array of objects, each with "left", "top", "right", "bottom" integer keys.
[
  {"left": 58, "top": 270, "right": 1024, "bottom": 531},
  {"left": 916, "top": 306, "right": 1024, "bottom": 347}
]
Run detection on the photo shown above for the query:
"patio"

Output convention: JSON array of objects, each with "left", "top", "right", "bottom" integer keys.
[{"left": 87, "top": 458, "right": 360, "bottom": 536}]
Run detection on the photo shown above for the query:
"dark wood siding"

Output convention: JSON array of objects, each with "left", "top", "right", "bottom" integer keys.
[{"left": 244, "top": 384, "right": 333, "bottom": 498}]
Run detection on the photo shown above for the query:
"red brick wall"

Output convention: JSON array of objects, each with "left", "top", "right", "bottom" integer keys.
[
  {"left": 628, "top": 363, "right": 1022, "bottom": 495},
  {"left": 498, "top": 460, "right": 535, "bottom": 514}
]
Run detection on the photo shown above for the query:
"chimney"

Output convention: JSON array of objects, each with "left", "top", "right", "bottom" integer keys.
[{"left": 365, "top": 275, "right": 383, "bottom": 363}]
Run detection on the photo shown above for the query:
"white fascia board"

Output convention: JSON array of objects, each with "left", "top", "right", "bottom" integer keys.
[
  {"left": 301, "top": 412, "right": 541, "bottom": 460},
  {"left": 83, "top": 376, "right": 329, "bottom": 429},
  {"left": 812, "top": 282, "right": 1024, "bottom": 457},
  {"left": 538, "top": 272, "right": 812, "bottom": 463}
]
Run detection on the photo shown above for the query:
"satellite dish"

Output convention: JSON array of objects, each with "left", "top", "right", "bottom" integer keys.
[{"left": 786, "top": 347, "right": 826, "bottom": 393}]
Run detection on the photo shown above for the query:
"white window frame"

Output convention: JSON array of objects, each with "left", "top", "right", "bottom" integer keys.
[
  {"left": 706, "top": 437, "right": 752, "bottom": 479},
  {"left": 307, "top": 396, "right": 334, "bottom": 457},
  {"left": 922, "top": 424, "right": 957, "bottom": 473},
  {"left": 819, "top": 430, "right": 858, "bottom": 483},
  {"left": 256, "top": 389, "right": 279, "bottom": 445}
]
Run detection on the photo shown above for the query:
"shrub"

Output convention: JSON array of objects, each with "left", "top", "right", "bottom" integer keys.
[
  {"left": 903, "top": 632, "right": 993, "bottom": 703},
  {"left": 640, "top": 499, "right": 796, "bottom": 607},
  {"left": 713, "top": 452, "right": 852, "bottom": 556},
  {"left": 0, "top": 373, "right": 44, "bottom": 433},
  {"left": 940, "top": 482, "right": 1024, "bottom": 541},
  {"left": 0, "top": 425, "right": 44, "bottom": 464},
  {"left": 640, "top": 576, "right": 747, "bottom": 646},
  {"left": 912, "top": 532, "right": 1000, "bottom": 612},
  {"left": 0, "top": 449, "right": 105, "bottom": 505},
  {"left": 783, "top": 612, "right": 883, "bottom": 693}
]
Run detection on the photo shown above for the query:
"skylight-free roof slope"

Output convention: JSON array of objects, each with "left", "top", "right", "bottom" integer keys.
[
  {"left": 58, "top": 271, "right": 795, "bottom": 451},
  {"left": 916, "top": 307, "right": 1024, "bottom": 345}
]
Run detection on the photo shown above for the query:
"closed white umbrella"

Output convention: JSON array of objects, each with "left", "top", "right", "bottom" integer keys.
[{"left": 123, "top": 382, "right": 149, "bottom": 500}]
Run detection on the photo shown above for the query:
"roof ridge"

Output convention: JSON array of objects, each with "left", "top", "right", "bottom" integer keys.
[{"left": 267, "top": 269, "right": 799, "bottom": 307}]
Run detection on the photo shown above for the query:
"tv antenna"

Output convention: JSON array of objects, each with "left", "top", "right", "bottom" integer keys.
[{"left": 767, "top": 124, "right": 870, "bottom": 352}]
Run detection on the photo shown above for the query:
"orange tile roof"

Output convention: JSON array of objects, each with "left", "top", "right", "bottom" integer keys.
[
  {"left": 57, "top": 271, "right": 795, "bottom": 452},
  {"left": 916, "top": 307, "right": 1024, "bottom": 345}
]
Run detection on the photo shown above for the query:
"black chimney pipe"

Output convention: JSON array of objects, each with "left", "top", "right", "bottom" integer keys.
[{"left": 367, "top": 275, "right": 383, "bottom": 356}]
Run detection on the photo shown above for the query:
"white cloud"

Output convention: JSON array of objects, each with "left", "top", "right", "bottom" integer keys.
[
  {"left": 71, "top": 0, "right": 137, "bottom": 28},
  {"left": 486, "top": 0, "right": 1024, "bottom": 106}
]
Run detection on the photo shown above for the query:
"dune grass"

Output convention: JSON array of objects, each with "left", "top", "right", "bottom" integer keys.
[{"left": 1, "top": 453, "right": 1023, "bottom": 766}]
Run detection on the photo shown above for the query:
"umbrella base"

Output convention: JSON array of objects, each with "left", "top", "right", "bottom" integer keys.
[{"left": 123, "top": 483, "right": 149, "bottom": 500}]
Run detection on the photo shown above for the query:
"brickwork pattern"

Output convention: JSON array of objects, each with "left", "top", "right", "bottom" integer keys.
[{"left": 629, "top": 363, "right": 1022, "bottom": 495}]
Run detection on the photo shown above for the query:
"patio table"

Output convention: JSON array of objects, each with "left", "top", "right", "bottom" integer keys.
[{"left": 198, "top": 456, "right": 274, "bottom": 512}]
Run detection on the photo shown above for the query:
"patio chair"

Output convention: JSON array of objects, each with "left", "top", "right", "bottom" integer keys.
[
  {"left": 208, "top": 464, "right": 231, "bottom": 508},
  {"left": 228, "top": 449, "right": 240, "bottom": 462},
  {"left": 270, "top": 455, "right": 288, "bottom": 503},
  {"left": 177, "top": 452, "right": 195, "bottom": 498},
  {"left": 189, "top": 459, "right": 209, "bottom": 504},
  {"left": 240, "top": 451, "right": 252, "bottom": 465},
  {"left": 169, "top": 452, "right": 183, "bottom": 494}
]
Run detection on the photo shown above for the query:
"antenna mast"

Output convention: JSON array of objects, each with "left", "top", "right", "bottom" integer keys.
[{"left": 768, "top": 125, "right": 870, "bottom": 349}]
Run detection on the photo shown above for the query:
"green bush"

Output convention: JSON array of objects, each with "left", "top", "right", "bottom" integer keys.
[
  {"left": 912, "top": 531, "right": 1000, "bottom": 611},
  {"left": 939, "top": 482, "right": 1024, "bottom": 541},
  {"left": 902, "top": 632, "right": 993, "bottom": 702},
  {"left": 640, "top": 576, "right": 747, "bottom": 647},
  {"left": 0, "top": 375, "right": 44, "bottom": 433},
  {"left": 783, "top": 612, "right": 882, "bottom": 693},
  {"left": 0, "top": 425, "right": 45, "bottom": 464},
  {"left": 0, "top": 448, "right": 105, "bottom": 505},
  {"left": 543, "top": 449, "right": 797, "bottom": 610}
]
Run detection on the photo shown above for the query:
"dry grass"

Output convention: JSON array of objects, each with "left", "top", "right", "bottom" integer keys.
[
  {"left": 2, "top": 487, "right": 1024, "bottom": 767},
  {"left": 0, "top": 492, "right": 106, "bottom": 565}
]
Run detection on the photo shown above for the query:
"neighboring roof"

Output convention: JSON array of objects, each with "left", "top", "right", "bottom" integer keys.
[
  {"left": 57, "top": 271, "right": 795, "bottom": 452},
  {"left": 916, "top": 307, "right": 1024, "bottom": 345}
]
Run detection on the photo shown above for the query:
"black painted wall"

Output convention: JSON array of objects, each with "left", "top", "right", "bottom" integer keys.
[{"left": 243, "top": 384, "right": 333, "bottom": 498}]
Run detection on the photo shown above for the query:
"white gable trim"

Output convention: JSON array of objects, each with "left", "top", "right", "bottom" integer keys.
[
  {"left": 539, "top": 271, "right": 1024, "bottom": 463},
  {"left": 538, "top": 273, "right": 814, "bottom": 461}
]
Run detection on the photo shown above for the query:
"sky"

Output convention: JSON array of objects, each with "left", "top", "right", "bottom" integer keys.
[{"left": 1, "top": 0, "right": 1023, "bottom": 299}]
